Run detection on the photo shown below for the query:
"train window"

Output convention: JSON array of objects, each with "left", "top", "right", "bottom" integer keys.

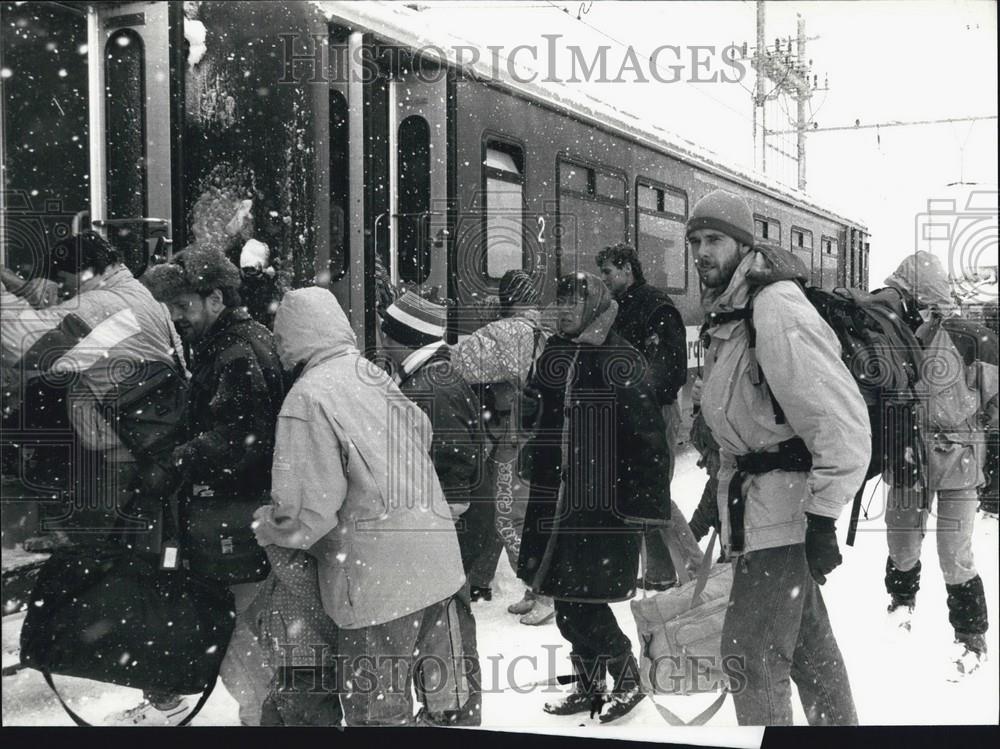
[
  {"left": 791, "top": 226, "right": 814, "bottom": 278},
  {"left": 595, "top": 172, "right": 625, "bottom": 202},
  {"left": 397, "top": 115, "right": 431, "bottom": 283},
  {"left": 636, "top": 179, "right": 688, "bottom": 293},
  {"left": 557, "top": 158, "right": 628, "bottom": 276},
  {"left": 105, "top": 28, "right": 148, "bottom": 273},
  {"left": 484, "top": 140, "right": 525, "bottom": 278},
  {"left": 328, "top": 90, "right": 349, "bottom": 281},
  {"left": 560, "top": 164, "right": 590, "bottom": 194},
  {"left": 791, "top": 227, "right": 813, "bottom": 250},
  {"left": 820, "top": 235, "right": 838, "bottom": 289},
  {"left": 754, "top": 215, "right": 781, "bottom": 243},
  {"left": 555, "top": 159, "right": 628, "bottom": 275}
]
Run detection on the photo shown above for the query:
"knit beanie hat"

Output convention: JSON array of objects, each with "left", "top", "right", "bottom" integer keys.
[
  {"left": 381, "top": 290, "right": 448, "bottom": 348},
  {"left": 141, "top": 244, "right": 242, "bottom": 303},
  {"left": 498, "top": 269, "right": 539, "bottom": 311},
  {"left": 686, "top": 190, "right": 755, "bottom": 248}
]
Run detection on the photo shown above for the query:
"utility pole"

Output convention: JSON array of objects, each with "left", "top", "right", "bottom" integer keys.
[
  {"left": 745, "top": 3, "right": 826, "bottom": 189},
  {"left": 796, "top": 14, "right": 807, "bottom": 190}
]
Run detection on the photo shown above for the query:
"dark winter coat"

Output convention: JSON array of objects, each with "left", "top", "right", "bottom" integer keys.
[
  {"left": 397, "top": 343, "right": 490, "bottom": 569},
  {"left": 517, "top": 312, "right": 671, "bottom": 602},
  {"left": 175, "top": 306, "right": 285, "bottom": 499},
  {"left": 611, "top": 282, "right": 687, "bottom": 406}
]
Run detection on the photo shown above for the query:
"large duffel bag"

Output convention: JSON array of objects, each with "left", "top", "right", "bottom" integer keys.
[
  {"left": 631, "top": 530, "right": 732, "bottom": 725},
  {"left": 19, "top": 543, "right": 235, "bottom": 726}
]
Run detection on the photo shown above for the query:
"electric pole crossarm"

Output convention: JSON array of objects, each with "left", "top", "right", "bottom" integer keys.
[{"left": 766, "top": 115, "right": 998, "bottom": 136}]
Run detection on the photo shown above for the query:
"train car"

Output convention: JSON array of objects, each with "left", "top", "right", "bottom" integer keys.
[{"left": 2, "top": 0, "right": 870, "bottom": 391}]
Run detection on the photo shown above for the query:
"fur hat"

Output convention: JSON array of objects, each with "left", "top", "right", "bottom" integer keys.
[
  {"left": 141, "top": 244, "right": 242, "bottom": 303},
  {"left": 687, "top": 189, "right": 755, "bottom": 248}
]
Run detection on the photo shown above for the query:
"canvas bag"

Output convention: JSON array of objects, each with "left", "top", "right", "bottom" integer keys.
[{"left": 630, "top": 529, "right": 732, "bottom": 725}]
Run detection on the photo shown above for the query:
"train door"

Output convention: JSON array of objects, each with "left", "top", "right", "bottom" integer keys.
[
  {"left": 89, "top": 1, "right": 180, "bottom": 274},
  {"left": 387, "top": 55, "right": 449, "bottom": 299}
]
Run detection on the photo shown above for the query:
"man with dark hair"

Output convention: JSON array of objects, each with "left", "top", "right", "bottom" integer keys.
[
  {"left": 105, "top": 245, "right": 285, "bottom": 726},
  {"left": 690, "top": 189, "right": 868, "bottom": 725},
  {"left": 595, "top": 243, "right": 699, "bottom": 591}
]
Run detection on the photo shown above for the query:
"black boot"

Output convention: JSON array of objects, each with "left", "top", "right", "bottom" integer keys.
[
  {"left": 946, "top": 575, "right": 989, "bottom": 641},
  {"left": 599, "top": 653, "right": 645, "bottom": 724},
  {"left": 543, "top": 654, "right": 606, "bottom": 717},
  {"left": 885, "top": 557, "right": 920, "bottom": 609}
]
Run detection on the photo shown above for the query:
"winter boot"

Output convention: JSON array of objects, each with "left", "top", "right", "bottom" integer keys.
[
  {"left": 470, "top": 586, "right": 493, "bottom": 602},
  {"left": 599, "top": 653, "right": 645, "bottom": 724},
  {"left": 946, "top": 576, "right": 988, "bottom": 644},
  {"left": 520, "top": 595, "right": 555, "bottom": 626},
  {"left": 885, "top": 558, "right": 920, "bottom": 604},
  {"left": 507, "top": 589, "right": 536, "bottom": 615},
  {"left": 948, "top": 632, "right": 988, "bottom": 680},
  {"left": 543, "top": 654, "right": 606, "bottom": 717}
]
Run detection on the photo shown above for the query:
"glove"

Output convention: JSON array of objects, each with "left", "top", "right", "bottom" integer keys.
[{"left": 804, "top": 512, "right": 842, "bottom": 585}]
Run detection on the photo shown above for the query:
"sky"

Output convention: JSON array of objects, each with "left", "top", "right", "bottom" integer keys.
[{"left": 404, "top": 0, "right": 999, "bottom": 287}]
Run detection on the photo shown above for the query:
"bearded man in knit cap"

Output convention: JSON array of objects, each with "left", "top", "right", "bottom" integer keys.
[
  {"left": 690, "top": 189, "right": 870, "bottom": 725},
  {"left": 105, "top": 246, "right": 285, "bottom": 726}
]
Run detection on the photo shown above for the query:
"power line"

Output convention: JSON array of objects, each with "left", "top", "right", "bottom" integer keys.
[
  {"left": 766, "top": 114, "right": 997, "bottom": 135},
  {"left": 542, "top": 0, "right": 758, "bottom": 127}
]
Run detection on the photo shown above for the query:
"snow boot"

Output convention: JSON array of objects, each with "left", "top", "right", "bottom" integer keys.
[
  {"left": 948, "top": 633, "right": 988, "bottom": 681},
  {"left": 599, "top": 653, "right": 645, "bottom": 724},
  {"left": 946, "top": 576, "right": 988, "bottom": 644},
  {"left": 508, "top": 589, "right": 535, "bottom": 615},
  {"left": 885, "top": 557, "right": 920, "bottom": 604},
  {"left": 520, "top": 596, "right": 555, "bottom": 625},
  {"left": 543, "top": 655, "right": 606, "bottom": 717},
  {"left": 886, "top": 600, "right": 915, "bottom": 633}
]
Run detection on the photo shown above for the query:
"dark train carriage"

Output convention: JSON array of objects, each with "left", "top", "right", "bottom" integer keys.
[{"left": 2, "top": 0, "right": 870, "bottom": 371}]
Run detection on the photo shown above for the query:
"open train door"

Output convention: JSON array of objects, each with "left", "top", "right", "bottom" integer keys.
[
  {"left": 87, "top": 1, "right": 182, "bottom": 275},
  {"left": 386, "top": 49, "right": 450, "bottom": 310}
]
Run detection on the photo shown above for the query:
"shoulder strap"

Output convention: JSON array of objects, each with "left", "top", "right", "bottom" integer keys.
[
  {"left": 649, "top": 691, "right": 729, "bottom": 726},
  {"left": 41, "top": 667, "right": 218, "bottom": 727},
  {"left": 745, "top": 291, "right": 789, "bottom": 425}
]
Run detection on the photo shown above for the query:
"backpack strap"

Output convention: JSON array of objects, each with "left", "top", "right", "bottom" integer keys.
[{"left": 744, "top": 291, "right": 788, "bottom": 425}]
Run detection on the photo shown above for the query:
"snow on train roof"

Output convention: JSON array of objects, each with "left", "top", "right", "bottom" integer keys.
[{"left": 313, "top": 0, "right": 867, "bottom": 230}]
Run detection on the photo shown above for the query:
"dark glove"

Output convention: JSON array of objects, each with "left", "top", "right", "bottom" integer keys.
[{"left": 805, "top": 512, "right": 842, "bottom": 585}]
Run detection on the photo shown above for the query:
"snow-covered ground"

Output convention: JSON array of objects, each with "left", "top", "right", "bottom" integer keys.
[{"left": 3, "top": 448, "right": 997, "bottom": 740}]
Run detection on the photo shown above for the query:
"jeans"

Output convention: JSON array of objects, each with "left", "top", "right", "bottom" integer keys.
[
  {"left": 338, "top": 596, "right": 477, "bottom": 726},
  {"left": 886, "top": 485, "right": 979, "bottom": 586},
  {"left": 721, "top": 544, "right": 857, "bottom": 726}
]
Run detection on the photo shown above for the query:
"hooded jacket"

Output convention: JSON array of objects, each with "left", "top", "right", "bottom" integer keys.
[
  {"left": 884, "top": 253, "right": 998, "bottom": 490},
  {"left": 254, "top": 287, "right": 464, "bottom": 629},
  {"left": 517, "top": 274, "right": 671, "bottom": 602},
  {"left": 701, "top": 252, "right": 871, "bottom": 556}
]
